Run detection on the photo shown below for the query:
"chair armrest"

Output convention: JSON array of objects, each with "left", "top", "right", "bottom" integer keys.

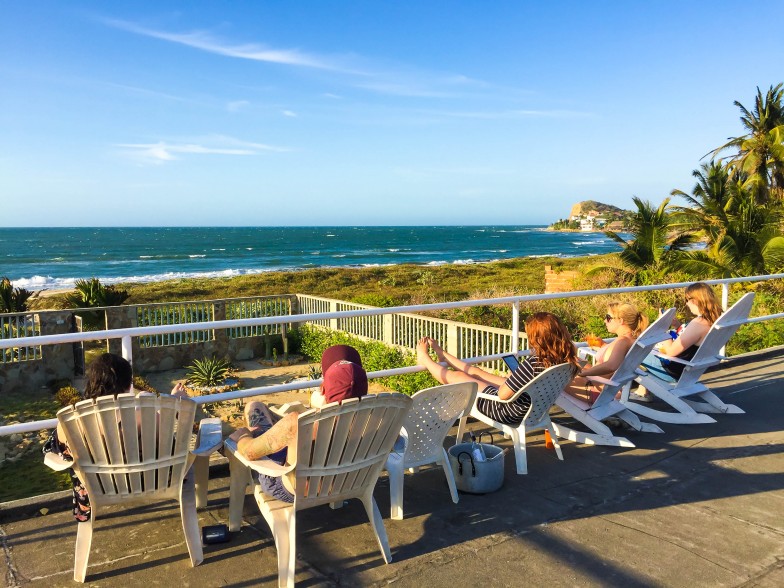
[
  {"left": 223, "top": 438, "right": 296, "bottom": 478},
  {"left": 270, "top": 401, "right": 309, "bottom": 417},
  {"left": 578, "top": 347, "right": 599, "bottom": 361},
  {"left": 44, "top": 451, "right": 73, "bottom": 472},
  {"left": 192, "top": 418, "right": 223, "bottom": 457},
  {"left": 584, "top": 375, "right": 618, "bottom": 387}
]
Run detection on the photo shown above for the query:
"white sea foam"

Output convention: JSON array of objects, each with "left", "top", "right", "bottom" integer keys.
[{"left": 189, "top": 254, "right": 207, "bottom": 258}]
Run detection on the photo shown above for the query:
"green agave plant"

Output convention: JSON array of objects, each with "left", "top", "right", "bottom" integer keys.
[{"left": 186, "top": 356, "right": 232, "bottom": 387}]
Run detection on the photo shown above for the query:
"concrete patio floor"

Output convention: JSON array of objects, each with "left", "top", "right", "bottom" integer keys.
[{"left": 2, "top": 348, "right": 783, "bottom": 587}]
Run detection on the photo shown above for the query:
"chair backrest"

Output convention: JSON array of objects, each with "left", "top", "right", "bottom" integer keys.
[
  {"left": 611, "top": 307, "right": 677, "bottom": 385},
  {"left": 678, "top": 292, "right": 755, "bottom": 384},
  {"left": 57, "top": 393, "right": 197, "bottom": 505},
  {"left": 291, "top": 393, "right": 412, "bottom": 509},
  {"left": 522, "top": 363, "right": 577, "bottom": 425},
  {"left": 400, "top": 382, "right": 477, "bottom": 466}
]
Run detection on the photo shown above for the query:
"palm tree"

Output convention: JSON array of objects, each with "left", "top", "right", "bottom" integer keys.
[
  {"left": 590, "top": 197, "right": 694, "bottom": 285},
  {"left": 709, "top": 84, "right": 784, "bottom": 203},
  {"left": 0, "top": 277, "right": 33, "bottom": 313},
  {"left": 670, "top": 163, "right": 784, "bottom": 277}
]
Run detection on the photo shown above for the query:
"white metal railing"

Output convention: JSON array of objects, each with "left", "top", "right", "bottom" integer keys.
[
  {"left": 0, "top": 312, "right": 41, "bottom": 363},
  {"left": 2, "top": 273, "right": 783, "bottom": 437},
  {"left": 296, "top": 294, "right": 527, "bottom": 369}
]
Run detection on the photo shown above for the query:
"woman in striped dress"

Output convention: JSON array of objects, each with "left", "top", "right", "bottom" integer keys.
[{"left": 416, "top": 312, "right": 580, "bottom": 425}]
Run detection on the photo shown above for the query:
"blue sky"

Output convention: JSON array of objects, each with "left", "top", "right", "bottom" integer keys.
[{"left": 2, "top": 1, "right": 783, "bottom": 227}]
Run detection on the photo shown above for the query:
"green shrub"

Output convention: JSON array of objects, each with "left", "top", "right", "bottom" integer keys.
[
  {"left": 55, "top": 386, "right": 81, "bottom": 406},
  {"left": 298, "top": 326, "right": 438, "bottom": 396},
  {"left": 186, "top": 356, "right": 232, "bottom": 387},
  {"left": 132, "top": 375, "right": 158, "bottom": 394}
]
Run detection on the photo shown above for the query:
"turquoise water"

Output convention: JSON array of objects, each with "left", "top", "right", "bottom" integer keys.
[{"left": 0, "top": 226, "right": 622, "bottom": 290}]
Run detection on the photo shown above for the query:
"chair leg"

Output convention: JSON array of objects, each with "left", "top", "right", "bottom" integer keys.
[
  {"left": 180, "top": 469, "right": 204, "bottom": 567},
  {"left": 361, "top": 489, "right": 393, "bottom": 564},
  {"left": 194, "top": 455, "right": 210, "bottom": 509},
  {"left": 266, "top": 506, "right": 296, "bottom": 588},
  {"left": 546, "top": 422, "right": 564, "bottom": 461},
  {"left": 73, "top": 512, "right": 94, "bottom": 583},
  {"left": 387, "top": 460, "right": 405, "bottom": 520},
  {"left": 227, "top": 452, "right": 250, "bottom": 532},
  {"left": 508, "top": 427, "right": 528, "bottom": 475},
  {"left": 438, "top": 448, "right": 459, "bottom": 504},
  {"left": 455, "top": 415, "right": 468, "bottom": 444}
]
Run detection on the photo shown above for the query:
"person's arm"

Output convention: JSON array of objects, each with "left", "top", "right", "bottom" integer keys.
[
  {"left": 579, "top": 338, "right": 632, "bottom": 378},
  {"left": 228, "top": 413, "right": 297, "bottom": 461},
  {"left": 659, "top": 319, "right": 709, "bottom": 357},
  {"left": 497, "top": 358, "right": 539, "bottom": 401}
]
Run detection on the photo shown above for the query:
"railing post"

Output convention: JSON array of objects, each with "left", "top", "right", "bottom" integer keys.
[
  {"left": 511, "top": 302, "right": 520, "bottom": 354},
  {"left": 121, "top": 335, "right": 132, "bottom": 364},
  {"left": 720, "top": 283, "right": 730, "bottom": 356},
  {"left": 329, "top": 301, "right": 339, "bottom": 331},
  {"left": 446, "top": 323, "right": 459, "bottom": 358},
  {"left": 383, "top": 314, "right": 394, "bottom": 346}
]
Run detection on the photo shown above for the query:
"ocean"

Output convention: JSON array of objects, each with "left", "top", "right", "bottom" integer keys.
[{"left": 0, "top": 226, "right": 622, "bottom": 290}]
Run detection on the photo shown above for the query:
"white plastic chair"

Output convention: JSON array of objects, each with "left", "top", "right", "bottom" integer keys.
[
  {"left": 44, "top": 393, "right": 222, "bottom": 583},
  {"left": 552, "top": 308, "right": 684, "bottom": 446},
  {"left": 224, "top": 393, "right": 412, "bottom": 588},
  {"left": 631, "top": 292, "right": 755, "bottom": 419},
  {"left": 384, "top": 382, "right": 477, "bottom": 520},
  {"left": 455, "top": 363, "right": 575, "bottom": 474}
]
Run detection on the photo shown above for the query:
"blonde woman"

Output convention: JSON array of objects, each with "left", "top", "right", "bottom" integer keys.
[
  {"left": 565, "top": 301, "right": 649, "bottom": 403},
  {"left": 641, "top": 282, "right": 722, "bottom": 382}
]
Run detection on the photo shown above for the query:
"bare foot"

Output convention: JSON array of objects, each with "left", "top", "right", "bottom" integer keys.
[
  {"left": 428, "top": 338, "right": 446, "bottom": 361},
  {"left": 416, "top": 338, "right": 432, "bottom": 365}
]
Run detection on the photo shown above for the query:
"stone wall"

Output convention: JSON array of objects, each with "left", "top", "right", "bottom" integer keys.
[
  {"left": 0, "top": 310, "right": 76, "bottom": 394},
  {"left": 544, "top": 265, "right": 580, "bottom": 294}
]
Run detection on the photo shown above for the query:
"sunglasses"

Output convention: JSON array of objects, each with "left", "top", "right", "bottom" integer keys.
[
  {"left": 604, "top": 314, "right": 614, "bottom": 321},
  {"left": 685, "top": 296, "right": 694, "bottom": 302}
]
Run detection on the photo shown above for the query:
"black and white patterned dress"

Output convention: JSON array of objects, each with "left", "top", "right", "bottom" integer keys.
[{"left": 475, "top": 356, "right": 544, "bottom": 425}]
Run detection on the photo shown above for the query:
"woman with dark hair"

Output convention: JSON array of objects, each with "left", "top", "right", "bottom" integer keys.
[
  {"left": 416, "top": 312, "right": 579, "bottom": 426},
  {"left": 46, "top": 353, "right": 185, "bottom": 522},
  {"left": 641, "top": 282, "right": 723, "bottom": 382}
]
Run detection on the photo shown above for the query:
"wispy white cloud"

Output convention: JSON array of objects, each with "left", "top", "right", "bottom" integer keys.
[
  {"left": 116, "top": 135, "right": 289, "bottom": 165},
  {"left": 434, "top": 109, "right": 594, "bottom": 119},
  {"left": 323, "top": 93, "right": 342, "bottom": 99},
  {"left": 227, "top": 100, "right": 250, "bottom": 112},
  {"left": 104, "top": 18, "right": 363, "bottom": 73},
  {"left": 101, "top": 18, "right": 533, "bottom": 101},
  {"left": 282, "top": 110, "right": 297, "bottom": 117}
]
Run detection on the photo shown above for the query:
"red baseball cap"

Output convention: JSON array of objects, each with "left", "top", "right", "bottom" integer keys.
[{"left": 321, "top": 345, "right": 368, "bottom": 403}]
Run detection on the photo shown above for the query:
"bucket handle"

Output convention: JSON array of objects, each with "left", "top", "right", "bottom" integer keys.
[
  {"left": 456, "top": 451, "right": 476, "bottom": 477},
  {"left": 477, "top": 432, "right": 494, "bottom": 446}
]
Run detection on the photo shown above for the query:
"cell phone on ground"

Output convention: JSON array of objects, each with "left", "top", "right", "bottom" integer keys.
[{"left": 502, "top": 354, "right": 519, "bottom": 371}]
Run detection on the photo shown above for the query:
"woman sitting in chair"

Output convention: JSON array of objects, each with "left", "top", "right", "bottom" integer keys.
[
  {"left": 228, "top": 345, "right": 368, "bottom": 503},
  {"left": 45, "top": 353, "right": 186, "bottom": 522},
  {"left": 415, "top": 312, "right": 579, "bottom": 426},
  {"left": 564, "top": 301, "right": 648, "bottom": 403},
  {"left": 641, "top": 282, "right": 722, "bottom": 382}
]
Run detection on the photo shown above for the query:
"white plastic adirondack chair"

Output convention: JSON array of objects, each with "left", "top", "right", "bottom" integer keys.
[
  {"left": 630, "top": 292, "right": 755, "bottom": 420},
  {"left": 384, "top": 382, "right": 477, "bottom": 520},
  {"left": 551, "top": 308, "right": 680, "bottom": 446},
  {"left": 455, "top": 363, "right": 575, "bottom": 475},
  {"left": 44, "top": 393, "right": 222, "bottom": 583},
  {"left": 225, "top": 393, "right": 412, "bottom": 588}
]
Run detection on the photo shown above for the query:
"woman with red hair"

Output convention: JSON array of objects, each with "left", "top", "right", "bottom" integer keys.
[{"left": 416, "top": 312, "right": 579, "bottom": 425}]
